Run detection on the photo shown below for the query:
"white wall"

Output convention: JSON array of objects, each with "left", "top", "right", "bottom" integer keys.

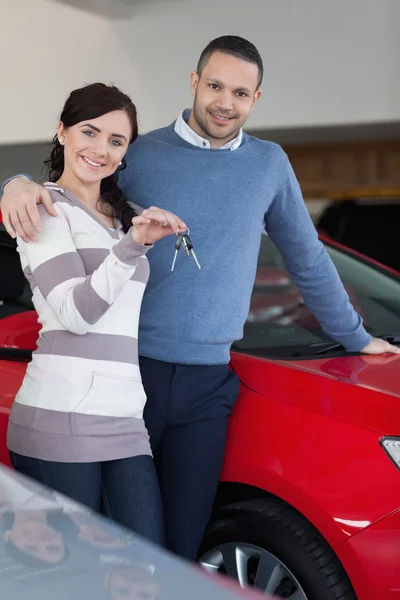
[
  {"left": 111, "top": 0, "right": 400, "bottom": 132},
  {"left": 1, "top": 0, "right": 399, "bottom": 145},
  {"left": 0, "top": 0, "right": 147, "bottom": 144}
]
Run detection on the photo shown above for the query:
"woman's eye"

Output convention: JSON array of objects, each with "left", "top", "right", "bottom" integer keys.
[
  {"left": 110, "top": 139, "right": 122, "bottom": 147},
  {"left": 83, "top": 130, "right": 94, "bottom": 137}
]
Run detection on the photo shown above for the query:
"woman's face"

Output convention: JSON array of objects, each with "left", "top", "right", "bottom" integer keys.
[
  {"left": 58, "top": 110, "right": 132, "bottom": 185},
  {"left": 4, "top": 516, "right": 65, "bottom": 564}
]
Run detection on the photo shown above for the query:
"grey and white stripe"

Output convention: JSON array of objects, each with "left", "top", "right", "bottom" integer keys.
[{"left": 8, "top": 183, "right": 152, "bottom": 463}]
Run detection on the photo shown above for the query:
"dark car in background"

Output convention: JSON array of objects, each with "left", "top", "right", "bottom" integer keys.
[{"left": 317, "top": 193, "right": 400, "bottom": 272}]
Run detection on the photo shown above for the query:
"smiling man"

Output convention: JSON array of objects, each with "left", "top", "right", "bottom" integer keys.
[
  {"left": 1, "top": 35, "right": 399, "bottom": 562},
  {"left": 185, "top": 45, "right": 262, "bottom": 147}
]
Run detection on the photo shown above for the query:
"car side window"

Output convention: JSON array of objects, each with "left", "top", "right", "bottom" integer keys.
[
  {"left": 234, "top": 233, "right": 400, "bottom": 357},
  {"left": 0, "top": 224, "right": 33, "bottom": 321}
]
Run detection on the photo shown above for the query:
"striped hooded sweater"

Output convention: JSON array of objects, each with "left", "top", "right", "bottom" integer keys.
[{"left": 7, "top": 183, "right": 152, "bottom": 463}]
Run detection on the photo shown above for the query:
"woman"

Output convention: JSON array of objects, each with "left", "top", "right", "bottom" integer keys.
[{"left": 6, "top": 82, "right": 187, "bottom": 546}]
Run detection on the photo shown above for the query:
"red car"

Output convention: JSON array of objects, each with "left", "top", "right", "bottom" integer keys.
[{"left": 2, "top": 223, "right": 400, "bottom": 600}]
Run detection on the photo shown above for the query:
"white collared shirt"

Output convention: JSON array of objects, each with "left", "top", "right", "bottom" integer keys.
[{"left": 174, "top": 110, "right": 242, "bottom": 150}]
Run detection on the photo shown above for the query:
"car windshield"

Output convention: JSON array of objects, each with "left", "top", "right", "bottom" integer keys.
[
  {"left": 0, "top": 224, "right": 33, "bottom": 321},
  {"left": 233, "top": 233, "right": 400, "bottom": 358}
]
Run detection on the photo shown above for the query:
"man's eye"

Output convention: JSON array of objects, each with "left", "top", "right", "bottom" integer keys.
[
  {"left": 237, "top": 92, "right": 248, "bottom": 98},
  {"left": 209, "top": 84, "right": 219, "bottom": 90}
]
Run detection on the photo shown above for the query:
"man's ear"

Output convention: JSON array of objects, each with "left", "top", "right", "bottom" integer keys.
[
  {"left": 190, "top": 71, "right": 199, "bottom": 97},
  {"left": 250, "top": 89, "right": 262, "bottom": 112}
]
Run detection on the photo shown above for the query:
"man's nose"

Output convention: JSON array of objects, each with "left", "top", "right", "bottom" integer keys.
[{"left": 216, "top": 91, "right": 233, "bottom": 111}]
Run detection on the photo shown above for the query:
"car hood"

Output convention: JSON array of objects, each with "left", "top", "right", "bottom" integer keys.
[
  {"left": 231, "top": 352, "right": 400, "bottom": 435},
  {"left": 289, "top": 354, "right": 400, "bottom": 398},
  {"left": 0, "top": 465, "right": 266, "bottom": 600}
]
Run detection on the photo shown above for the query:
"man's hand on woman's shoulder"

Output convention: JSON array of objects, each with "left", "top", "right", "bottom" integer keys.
[{"left": 0, "top": 177, "right": 56, "bottom": 242}]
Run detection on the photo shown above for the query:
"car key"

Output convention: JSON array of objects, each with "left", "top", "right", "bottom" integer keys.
[
  {"left": 181, "top": 235, "right": 191, "bottom": 256},
  {"left": 171, "top": 235, "right": 183, "bottom": 272},
  {"left": 183, "top": 232, "right": 201, "bottom": 270}
]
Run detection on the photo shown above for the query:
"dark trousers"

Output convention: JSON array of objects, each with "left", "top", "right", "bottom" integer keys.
[
  {"left": 10, "top": 452, "right": 164, "bottom": 546},
  {"left": 140, "top": 356, "right": 240, "bottom": 561}
]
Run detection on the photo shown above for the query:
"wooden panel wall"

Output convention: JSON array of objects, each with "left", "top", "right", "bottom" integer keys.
[{"left": 284, "top": 141, "right": 400, "bottom": 199}]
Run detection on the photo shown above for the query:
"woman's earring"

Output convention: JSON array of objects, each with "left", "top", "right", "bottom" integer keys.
[
  {"left": 119, "top": 161, "right": 122, "bottom": 166},
  {"left": 58, "top": 138, "right": 64, "bottom": 145}
]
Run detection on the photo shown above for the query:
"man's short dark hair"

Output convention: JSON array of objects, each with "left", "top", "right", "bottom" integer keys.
[{"left": 196, "top": 35, "right": 264, "bottom": 89}]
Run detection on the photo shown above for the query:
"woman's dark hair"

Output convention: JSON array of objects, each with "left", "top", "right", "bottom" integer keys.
[{"left": 44, "top": 82, "right": 138, "bottom": 232}]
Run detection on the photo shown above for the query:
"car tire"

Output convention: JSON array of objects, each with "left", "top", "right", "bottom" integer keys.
[{"left": 199, "top": 498, "right": 356, "bottom": 600}]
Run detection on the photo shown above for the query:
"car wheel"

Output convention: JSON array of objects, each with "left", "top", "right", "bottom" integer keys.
[{"left": 198, "top": 499, "right": 356, "bottom": 600}]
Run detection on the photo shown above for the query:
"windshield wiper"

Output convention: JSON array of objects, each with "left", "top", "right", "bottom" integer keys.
[
  {"left": 233, "top": 334, "right": 400, "bottom": 360},
  {"left": 307, "top": 334, "right": 400, "bottom": 357},
  {"left": 373, "top": 334, "right": 400, "bottom": 344},
  {"left": 307, "top": 342, "right": 345, "bottom": 356}
]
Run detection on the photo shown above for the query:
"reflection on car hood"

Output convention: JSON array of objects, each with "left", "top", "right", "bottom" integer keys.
[
  {"left": 232, "top": 352, "right": 400, "bottom": 435},
  {"left": 288, "top": 354, "right": 400, "bottom": 399},
  {"left": 0, "top": 465, "right": 265, "bottom": 600}
]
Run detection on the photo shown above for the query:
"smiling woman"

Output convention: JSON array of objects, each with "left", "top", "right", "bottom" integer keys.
[
  {"left": 4, "top": 82, "right": 186, "bottom": 547},
  {"left": 44, "top": 83, "right": 138, "bottom": 232}
]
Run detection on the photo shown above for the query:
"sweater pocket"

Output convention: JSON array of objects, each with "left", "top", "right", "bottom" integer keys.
[{"left": 70, "top": 372, "right": 147, "bottom": 437}]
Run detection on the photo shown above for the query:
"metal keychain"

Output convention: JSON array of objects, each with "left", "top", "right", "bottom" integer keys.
[{"left": 171, "top": 229, "right": 201, "bottom": 271}]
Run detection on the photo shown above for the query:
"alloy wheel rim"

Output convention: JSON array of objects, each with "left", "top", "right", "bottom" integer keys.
[{"left": 199, "top": 542, "right": 308, "bottom": 599}]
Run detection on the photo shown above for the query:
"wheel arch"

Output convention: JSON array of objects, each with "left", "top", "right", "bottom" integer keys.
[
  {"left": 202, "top": 492, "right": 357, "bottom": 600},
  {"left": 213, "top": 479, "right": 348, "bottom": 548}
]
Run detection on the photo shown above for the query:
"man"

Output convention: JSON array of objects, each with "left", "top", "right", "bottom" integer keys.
[{"left": 1, "top": 35, "right": 399, "bottom": 561}]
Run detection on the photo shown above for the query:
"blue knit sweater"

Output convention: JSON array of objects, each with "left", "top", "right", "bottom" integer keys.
[{"left": 119, "top": 120, "right": 370, "bottom": 364}]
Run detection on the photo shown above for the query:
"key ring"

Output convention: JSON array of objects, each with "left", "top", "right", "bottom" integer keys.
[{"left": 171, "top": 227, "right": 201, "bottom": 271}]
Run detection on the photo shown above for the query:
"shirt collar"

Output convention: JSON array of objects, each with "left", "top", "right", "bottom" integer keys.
[
  {"left": 174, "top": 109, "right": 242, "bottom": 150},
  {"left": 43, "top": 182, "right": 124, "bottom": 231}
]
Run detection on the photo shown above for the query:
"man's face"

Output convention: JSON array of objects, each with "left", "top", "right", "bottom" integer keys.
[{"left": 190, "top": 51, "right": 262, "bottom": 147}]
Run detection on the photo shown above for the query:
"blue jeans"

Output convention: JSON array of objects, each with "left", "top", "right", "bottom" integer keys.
[{"left": 9, "top": 451, "right": 164, "bottom": 546}]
